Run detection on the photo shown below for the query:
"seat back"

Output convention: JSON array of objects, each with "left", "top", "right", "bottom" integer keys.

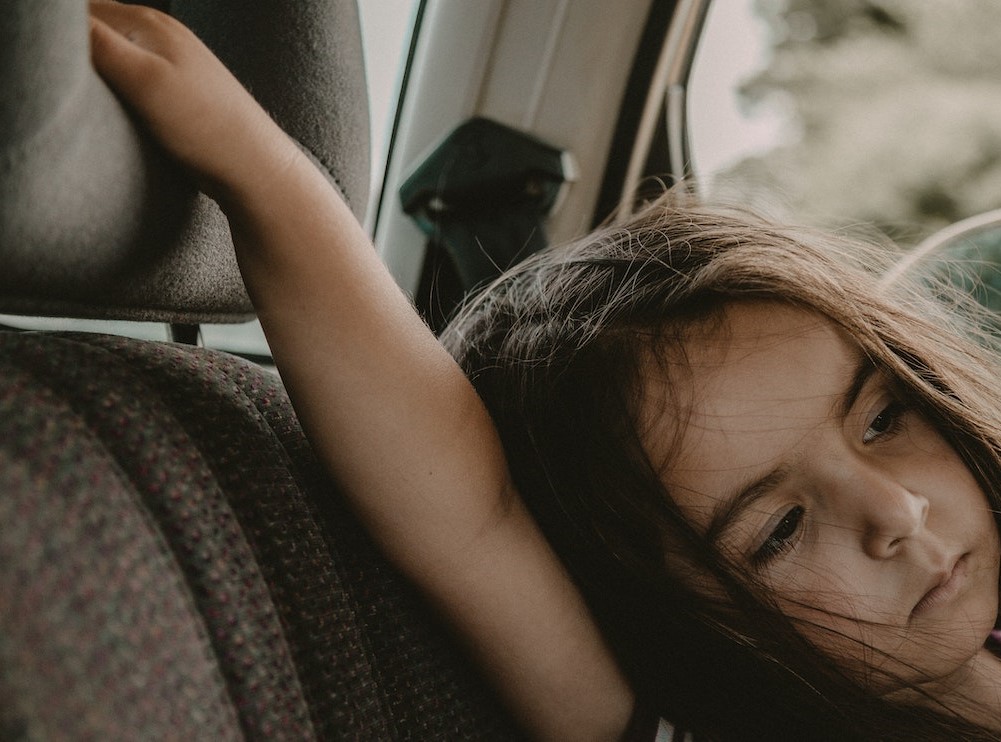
[{"left": 0, "top": 332, "right": 519, "bottom": 739}]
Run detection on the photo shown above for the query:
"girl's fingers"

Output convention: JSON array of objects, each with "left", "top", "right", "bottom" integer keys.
[
  {"left": 88, "top": 2, "right": 199, "bottom": 107},
  {"left": 89, "top": 1, "right": 189, "bottom": 61},
  {"left": 89, "top": 1, "right": 148, "bottom": 44},
  {"left": 89, "top": 14, "right": 158, "bottom": 100},
  {"left": 87, "top": 0, "right": 287, "bottom": 195}
]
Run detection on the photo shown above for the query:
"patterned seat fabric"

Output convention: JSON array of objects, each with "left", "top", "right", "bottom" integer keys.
[{"left": 0, "top": 331, "right": 521, "bottom": 740}]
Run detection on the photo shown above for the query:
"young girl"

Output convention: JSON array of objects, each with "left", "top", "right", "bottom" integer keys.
[{"left": 89, "top": 3, "right": 1001, "bottom": 740}]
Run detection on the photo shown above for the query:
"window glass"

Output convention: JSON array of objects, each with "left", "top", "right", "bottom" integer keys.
[
  {"left": 688, "top": 0, "right": 1001, "bottom": 247},
  {"left": 357, "top": 0, "right": 419, "bottom": 198},
  {"left": 0, "top": 314, "right": 168, "bottom": 341}
]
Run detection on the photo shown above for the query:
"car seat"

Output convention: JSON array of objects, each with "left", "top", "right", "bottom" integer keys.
[{"left": 0, "top": 0, "right": 520, "bottom": 738}]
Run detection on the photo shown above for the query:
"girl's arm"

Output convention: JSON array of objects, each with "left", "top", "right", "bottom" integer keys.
[{"left": 88, "top": 4, "right": 633, "bottom": 740}]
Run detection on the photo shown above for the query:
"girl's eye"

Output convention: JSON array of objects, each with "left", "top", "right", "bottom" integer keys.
[
  {"left": 751, "top": 505, "right": 804, "bottom": 565},
  {"left": 863, "top": 401, "right": 903, "bottom": 444}
]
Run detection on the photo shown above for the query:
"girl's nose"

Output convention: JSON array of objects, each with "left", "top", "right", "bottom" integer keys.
[
  {"left": 830, "top": 463, "right": 928, "bottom": 559},
  {"left": 861, "top": 489, "right": 927, "bottom": 559}
]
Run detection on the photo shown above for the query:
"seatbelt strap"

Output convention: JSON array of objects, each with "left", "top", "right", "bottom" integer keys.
[{"left": 400, "top": 117, "right": 574, "bottom": 329}]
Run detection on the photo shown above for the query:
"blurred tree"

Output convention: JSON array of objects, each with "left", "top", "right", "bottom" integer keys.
[
  {"left": 942, "top": 228, "right": 1001, "bottom": 320},
  {"left": 712, "top": 0, "right": 1001, "bottom": 246}
]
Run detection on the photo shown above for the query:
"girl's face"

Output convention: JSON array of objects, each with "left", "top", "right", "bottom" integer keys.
[{"left": 643, "top": 301, "right": 1001, "bottom": 690}]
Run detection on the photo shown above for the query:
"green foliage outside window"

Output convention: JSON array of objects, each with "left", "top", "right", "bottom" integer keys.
[{"left": 713, "top": 0, "right": 1001, "bottom": 248}]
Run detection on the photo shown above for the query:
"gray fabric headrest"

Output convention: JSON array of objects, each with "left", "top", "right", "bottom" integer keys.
[{"left": 0, "top": 0, "right": 369, "bottom": 323}]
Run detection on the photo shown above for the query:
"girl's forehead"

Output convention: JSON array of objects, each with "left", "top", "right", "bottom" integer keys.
[
  {"left": 638, "top": 301, "right": 861, "bottom": 494},
  {"left": 690, "top": 302, "right": 842, "bottom": 368},
  {"left": 640, "top": 301, "right": 851, "bottom": 408}
]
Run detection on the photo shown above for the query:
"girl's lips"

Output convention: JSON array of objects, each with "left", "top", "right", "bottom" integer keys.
[{"left": 912, "top": 554, "right": 968, "bottom": 617}]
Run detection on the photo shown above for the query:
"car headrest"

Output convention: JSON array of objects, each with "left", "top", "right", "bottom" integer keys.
[{"left": 0, "top": 0, "right": 370, "bottom": 323}]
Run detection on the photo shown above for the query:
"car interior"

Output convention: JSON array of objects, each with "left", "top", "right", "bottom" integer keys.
[
  {"left": 0, "top": 0, "right": 523, "bottom": 737},
  {"left": 4, "top": 0, "right": 1001, "bottom": 738}
]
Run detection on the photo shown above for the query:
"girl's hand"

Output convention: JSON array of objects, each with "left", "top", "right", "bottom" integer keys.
[{"left": 89, "top": 1, "right": 300, "bottom": 205}]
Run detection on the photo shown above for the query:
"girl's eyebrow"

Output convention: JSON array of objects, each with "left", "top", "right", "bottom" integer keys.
[
  {"left": 835, "top": 354, "right": 878, "bottom": 420},
  {"left": 706, "top": 467, "right": 789, "bottom": 544},
  {"left": 705, "top": 354, "right": 877, "bottom": 544}
]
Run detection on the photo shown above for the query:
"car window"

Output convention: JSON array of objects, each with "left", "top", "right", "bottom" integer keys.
[
  {"left": 687, "top": 0, "right": 1001, "bottom": 247},
  {"left": 2, "top": 0, "right": 419, "bottom": 359}
]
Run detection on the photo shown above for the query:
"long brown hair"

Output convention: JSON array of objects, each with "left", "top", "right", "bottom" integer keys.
[{"left": 441, "top": 193, "right": 1001, "bottom": 740}]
